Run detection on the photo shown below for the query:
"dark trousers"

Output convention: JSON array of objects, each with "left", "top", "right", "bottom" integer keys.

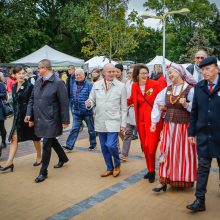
[
  {"left": 122, "top": 123, "right": 135, "bottom": 157},
  {"left": 66, "top": 113, "right": 96, "bottom": 149},
  {"left": 196, "top": 157, "right": 220, "bottom": 203},
  {"left": 40, "top": 138, "right": 68, "bottom": 175},
  {"left": 0, "top": 120, "right": 6, "bottom": 145}
]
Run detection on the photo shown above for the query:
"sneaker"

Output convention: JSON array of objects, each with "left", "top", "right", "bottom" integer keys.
[
  {"left": 120, "top": 155, "right": 127, "bottom": 162},
  {"left": 131, "top": 135, "right": 138, "bottom": 140},
  {"left": 89, "top": 146, "right": 96, "bottom": 150},
  {"left": 62, "top": 146, "right": 73, "bottom": 153}
]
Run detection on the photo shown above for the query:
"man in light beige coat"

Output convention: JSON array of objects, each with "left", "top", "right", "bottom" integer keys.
[{"left": 86, "top": 63, "right": 127, "bottom": 177}]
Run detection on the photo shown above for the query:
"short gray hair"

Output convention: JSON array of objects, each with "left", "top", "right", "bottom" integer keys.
[
  {"left": 0, "top": 72, "right": 4, "bottom": 80},
  {"left": 26, "top": 68, "right": 33, "bottom": 74},
  {"left": 39, "top": 59, "right": 52, "bottom": 70},
  {"left": 75, "top": 69, "right": 84, "bottom": 75}
]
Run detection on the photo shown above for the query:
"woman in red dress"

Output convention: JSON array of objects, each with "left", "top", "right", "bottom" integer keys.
[{"left": 128, "top": 64, "right": 166, "bottom": 183}]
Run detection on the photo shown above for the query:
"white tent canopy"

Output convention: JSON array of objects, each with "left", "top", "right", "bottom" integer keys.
[
  {"left": 146, "top": 55, "right": 172, "bottom": 67},
  {"left": 11, "top": 45, "right": 84, "bottom": 66},
  {"left": 85, "top": 56, "right": 118, "bottom": 71}
]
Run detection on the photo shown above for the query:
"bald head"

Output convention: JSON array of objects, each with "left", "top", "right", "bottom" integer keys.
[
  {"left": 103, "top": 63, "right": 115, "bottom": 81},
  {"left": 194, "top": 50, "right": 208, "bottom": 66}
]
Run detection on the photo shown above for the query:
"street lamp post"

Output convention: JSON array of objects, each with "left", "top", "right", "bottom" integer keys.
[{"left": 142, "top": 8, "right": 190, "bottom": 76}]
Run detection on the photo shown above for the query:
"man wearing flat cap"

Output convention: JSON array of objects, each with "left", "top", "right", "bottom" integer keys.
[{"left": 187, "top": 56, "right": 220, "bottom": 212}]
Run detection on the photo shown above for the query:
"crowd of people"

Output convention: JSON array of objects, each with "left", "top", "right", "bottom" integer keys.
[{"left": 0, "top": 49, "right": 220, "bottom": 212}]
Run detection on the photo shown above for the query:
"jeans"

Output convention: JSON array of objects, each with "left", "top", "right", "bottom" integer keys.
[
  {"left": 69, "top": 99, "right": 74, "bottom": 116},
  {"left": 66, "top": 113, "right": 96, "bottom": 149},
  {"left": 99, "top": 132, "right": 120, "bottom": 171}
]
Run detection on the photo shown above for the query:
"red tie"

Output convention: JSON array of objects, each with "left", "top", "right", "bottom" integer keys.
[
  {"left": 42, "top": 79, "right": 45, "bottom": 87},
  {"left": 209, "top": 83, "right": 213, "bottom": 93}
]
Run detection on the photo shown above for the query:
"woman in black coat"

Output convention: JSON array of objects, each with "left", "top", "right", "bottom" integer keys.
[
  {"left": 0, "top": 66, "right": 42, "bottom": 172},
  {"left": 0, "top": 72, "right": 7, "bottom": 157}
]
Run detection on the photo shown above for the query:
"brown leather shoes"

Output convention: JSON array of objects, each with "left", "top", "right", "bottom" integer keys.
[
  {"left": 113, "top": 166, "right": 121, "bottom": 177},
  {"left": 100, "top": 171, "right": 113, "bottom": 177}
]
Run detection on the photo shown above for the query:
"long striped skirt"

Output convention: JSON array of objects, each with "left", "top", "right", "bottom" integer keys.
[{"left": 158, "top": 122, "right": 197, "bottom": 188}]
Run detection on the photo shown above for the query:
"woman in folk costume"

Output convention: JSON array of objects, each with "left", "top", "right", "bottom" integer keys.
[
  {"left": 127, "top": 63, "right": 166, "bottom": 183},
  {"left": 150, "top": 63, "right": 198, "bottom": 192}
]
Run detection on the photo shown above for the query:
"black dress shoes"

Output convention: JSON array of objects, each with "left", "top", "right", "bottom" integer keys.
[
  {"left": 54, "top": 159, "right": 68, "bottom": 168},
  {"left": 144, "top": 172, "right": 155, "bottom": 183},
  {"left": 89, "top": 145, "right": 96, "bottom": 150},
  {"left": 35, "top": 174, "right": 48, "bottom": 183},
  {"left": 152, "top": 184, "right": 167, "bottom": 192},
  {"left": 186, "top": 200, "right": 206, "bottom": 212}
]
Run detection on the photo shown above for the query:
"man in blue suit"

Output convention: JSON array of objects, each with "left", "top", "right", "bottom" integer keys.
[{"left": 187, "top": 56, "right": 220, "bottom": 212}]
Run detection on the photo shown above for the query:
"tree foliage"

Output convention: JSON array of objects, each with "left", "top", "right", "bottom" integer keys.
[
  {"left": 143, "top": 0, "right": 219, "bottom": 62},
  {"left": 0, "top": 0, "right": 220, "bottom": 64},
  {"left": 81, "top": 0, "right": 147, "bottom": 61}
]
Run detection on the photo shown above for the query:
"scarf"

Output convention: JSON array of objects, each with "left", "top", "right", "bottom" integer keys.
[{"left": 168, "top": 63, "right": 197, "bottom": 86}]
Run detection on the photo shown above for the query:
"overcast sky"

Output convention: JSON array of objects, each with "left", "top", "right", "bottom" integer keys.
[{"left": 128, "top": 0, "right": 220, "bottom": 29}]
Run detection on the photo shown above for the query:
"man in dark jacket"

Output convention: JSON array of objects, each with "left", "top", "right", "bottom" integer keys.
[
  {"left": 187, "top": 56, "right": 220, "bottom": 212},
  {"left": 186, "top": 50, "right": 207, "bottom": 82},
  {"left": 66, "top": 65, "right": 75, "bottom": 115},
  {"left": 63, "top": 69, "right": 96, "bottom": 151},
  {"left": 25, "top": 59, "right": 70, "bottom": 183}
]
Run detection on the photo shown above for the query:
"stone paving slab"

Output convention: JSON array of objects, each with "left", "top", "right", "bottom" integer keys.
[
  {"left": 0, "top": 145, "right": 145, "bottom": 220},
  {"left": 72, "top": 172, "right": 220, "bottom": 220},
  {"left": 1, "top": 121, "right": 220, "bottom": 220}
]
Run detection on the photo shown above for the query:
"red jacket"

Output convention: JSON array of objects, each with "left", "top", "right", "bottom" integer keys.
[{"left": 128, "top": 79, "right": 166, "bottom": 151}]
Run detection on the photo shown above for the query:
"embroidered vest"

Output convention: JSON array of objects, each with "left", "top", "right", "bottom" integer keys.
[{"left": 164, "top": 85, "right": 192, "bottom": 124}]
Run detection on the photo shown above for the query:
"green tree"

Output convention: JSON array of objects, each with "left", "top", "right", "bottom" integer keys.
[
  {"left": 179, "top": 30, "right": 214, "bottom": 63},
  {"left": 123, "top": 27, "right": 162, "bottom": 63},
  {"left": 0, "top": 0, "right": 48, "bottom": 63},
  {"left": 143, "top": 0, "right": 218, "bottom": 62},
  {"left": 81, "top": 0, "right": 146, "bottom": 61}
]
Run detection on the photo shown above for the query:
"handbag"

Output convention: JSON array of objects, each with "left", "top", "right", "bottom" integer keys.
[{"left": 1, "top": 99, "right": 14, "bottom": 117}]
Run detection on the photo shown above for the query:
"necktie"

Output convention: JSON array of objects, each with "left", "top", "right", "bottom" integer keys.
[
  {"left": 42, "top": 79, "right": 45, "bottom": 87},
  {"left": 209, "top": 83, "right": 213, "bottom": 93}
]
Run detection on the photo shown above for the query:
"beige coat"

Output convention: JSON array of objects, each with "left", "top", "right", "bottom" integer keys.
[{"left": 88, "top": 79, "right": 127, "bottom": 132}]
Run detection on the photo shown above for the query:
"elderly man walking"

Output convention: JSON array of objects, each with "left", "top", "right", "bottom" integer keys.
[
  {"left": 187, "top": 50, "right": 208, "bottom": 82},
  {"left": 86, "top": 63, "right": 127, "bottom": 177},
  {"left": 63, "top": 69, "right": 96, "bottom": 151},
  {"left": 25, "top": 59, "right": 70, "bottom": 183},
  {"left": 187, "top": 56, "right": 220, "bottom": 211}
]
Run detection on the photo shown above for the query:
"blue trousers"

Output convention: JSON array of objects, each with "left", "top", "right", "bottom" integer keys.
[
  {"left": 66, "top": 113, "right": 96, "bottom": 149},
  {"left": 69, "top": 99, "right": 74, "bottom": 116},
  {"left": 98, "top": 132, "right": 121, "bottom": 171}
]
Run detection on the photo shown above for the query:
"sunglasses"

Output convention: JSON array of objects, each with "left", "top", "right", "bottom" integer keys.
[{"left": 195, "top": 57, "right": 205, "bottom": 59}]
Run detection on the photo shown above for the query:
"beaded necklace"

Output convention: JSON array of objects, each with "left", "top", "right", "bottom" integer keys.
[{"left": 169, "top": 82, "right": 185, "bottom": 105}]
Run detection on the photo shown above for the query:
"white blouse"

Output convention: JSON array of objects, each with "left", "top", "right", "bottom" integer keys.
[
  {"left": 151, "top": 82, "right": 194, "bottom": 124},
  {"left": 140, "top": 85, "right": 145, "bottom": 95}
]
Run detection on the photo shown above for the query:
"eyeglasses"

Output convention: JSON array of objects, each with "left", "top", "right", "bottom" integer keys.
[
  {"left": 38, "top": 67, "right": 45, "bottom": 69},
  {"left": 195, "top": 57, "right": 205, "bottom": 60},
  {"left": 139, "top": 72, "right": 149, "bottom": 76}
]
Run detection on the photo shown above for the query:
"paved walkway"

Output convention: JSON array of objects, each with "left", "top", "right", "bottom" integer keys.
[{"left": 0, "top": 119, "right": 220, "bottom": 220}]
